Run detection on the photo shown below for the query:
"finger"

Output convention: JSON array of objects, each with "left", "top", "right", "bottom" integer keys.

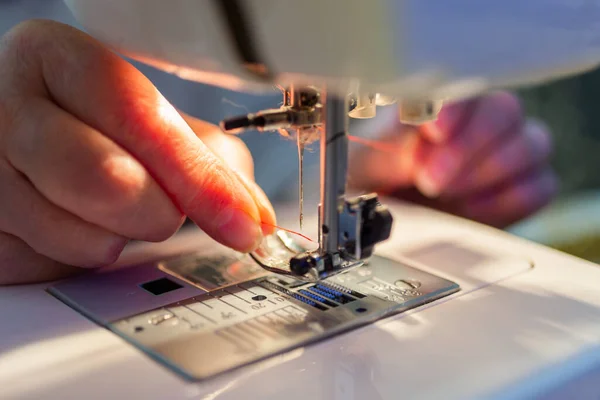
[
  {"left": 3, "top": 20, "right": 263, "bottom": 252},
  {"left": 6, "top": 97, "right": 184, "bottom": 242},
  {"left": 0, "top": 232, "right": 82, "bottom": 286},
  {"left": 180, "top": 113, "right": 276, "bottom": 234},
  {"left": 0, "top": 159, "right": 128, "bottom": 267},
  {"left": 458, "top": 168, "right": 558, "bottom": 228},
  {"left": 450, "top": 119, "right": 552, "bottom": 198},
  {"left": 415, "top": 91, "right": 523, "bottom": 197},
  {"left": 234, "top": 172, "right": 277, "bottom": 235}
]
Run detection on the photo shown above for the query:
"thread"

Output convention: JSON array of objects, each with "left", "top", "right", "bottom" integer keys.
[
  {"left": 259, "top": 134, "right": 399, "bottom": 244},
  {"left": 261, "top": 222, "right": 315, "bottom": 243},
  {"left": 347, "top": 135, "right": 399, "bottom": 153}
]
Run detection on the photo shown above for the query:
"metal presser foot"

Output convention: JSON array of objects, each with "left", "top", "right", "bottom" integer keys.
[{"left": 220, "top": 86, "right": 394, "bottom": 282}]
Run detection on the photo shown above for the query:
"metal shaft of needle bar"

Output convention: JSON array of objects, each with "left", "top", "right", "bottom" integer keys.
[
  {"left": 297, "top": 132, "right": 304, "bottom": 229},
  {"left": 320, "top": 92, "right": 349, "bottom": 255}
]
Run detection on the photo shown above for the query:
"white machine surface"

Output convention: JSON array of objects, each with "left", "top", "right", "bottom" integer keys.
[
  {"left": 3, "top": 1, "right": 600, "bottom": 399},
  {"left": 64, "top": 0, "right": 600, "bottom": 100},
  {"left": 1, "top": 202, "right": 600, "bottom": 399}
]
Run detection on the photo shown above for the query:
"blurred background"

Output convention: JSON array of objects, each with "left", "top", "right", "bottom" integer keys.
[
  {"left": 2, "top": 0, "right": 600, "bottom": 264},
  {"left": 509, "top": 78, "right": 600, "bottom": 264}
]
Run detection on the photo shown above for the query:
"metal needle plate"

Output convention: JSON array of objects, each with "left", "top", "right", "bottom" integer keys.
[{"left": 49, "top": 251, "right": 459, "bottom": 381}]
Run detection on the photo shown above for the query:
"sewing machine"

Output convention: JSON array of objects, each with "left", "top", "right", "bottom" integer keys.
[{"left": 3, "top": 1, "right": 600, "bottom": 399}]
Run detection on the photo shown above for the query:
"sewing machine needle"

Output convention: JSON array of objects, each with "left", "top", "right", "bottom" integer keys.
[{"left": 297, "top": 132, "right": 304, "bottom": 230}]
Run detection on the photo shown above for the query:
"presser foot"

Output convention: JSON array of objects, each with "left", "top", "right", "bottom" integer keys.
[
  {"left": 249, "top": 193, "right": 393, "bottom": 282},
  {"left": 249, "top": 230, "right": 364, "bottom": 283}
]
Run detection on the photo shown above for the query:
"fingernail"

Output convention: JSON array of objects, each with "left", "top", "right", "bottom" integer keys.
[
  {"left": 416, "top": 151, "right": 458, "bottom": 198},
  {"left": 253, "top": 189, "right": 277, "bottom": 236},
  {"left": 250, "top": 181, "right": 276, "bottom": 223},
  {"left": 235, "top": 173, "right": 277, "bottom": 235},
  {"left": 215, "top": 208, "right": 263, "bottom": 252},
  {"left": 422, "top": 122, "right": 445, "bottom": 144},
  {"left": 415, "top": 170, "right": 440, "bottom": 198},
  {"left": 399, "top": 132, "right": 418, "bottom": 169}
]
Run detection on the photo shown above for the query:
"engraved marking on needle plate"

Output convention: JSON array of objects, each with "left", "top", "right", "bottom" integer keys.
[
  {"left": 216, "top": 297, "right": 248, "bottom": 314},
  {"left": 246, "top": 319, "right": 278, "bottom": 338},
  {"left": 233, "top": 322, "right": 262, "bottom": 340},
  {"left": 217, "top": 329, "right": 256, "bottom": 353},
  {"left": 184, "top": 304, "right": 216, "bottom": 324},
  {"left": 226, "top": 290, "right": 251, "bottom": 304}
]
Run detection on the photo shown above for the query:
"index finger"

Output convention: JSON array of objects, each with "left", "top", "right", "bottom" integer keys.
[{"left": 5, "top": 20, "right": 265, "bottom": 252}]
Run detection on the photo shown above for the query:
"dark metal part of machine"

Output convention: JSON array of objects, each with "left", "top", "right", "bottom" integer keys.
[
  {"left": 289, "top": 252, "right": 320, "bottom": 276},
  {"left": 288, "top": 193, "right": 394, "bottom": 279},
  {"left": 343, "top": 194, "right": 393, "bottom": 259}
]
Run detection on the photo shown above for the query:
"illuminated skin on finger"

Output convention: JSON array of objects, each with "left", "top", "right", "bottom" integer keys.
[{"left": 2, "top": 20, "right": 270, "bottom": 253}]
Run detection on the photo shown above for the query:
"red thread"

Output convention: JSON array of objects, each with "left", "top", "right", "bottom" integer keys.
[
  {"left": 261, "top": 222, "right": 315, "bottom": 243},
  {"left": 347, "top": 135, "right": 399, "bottom": 153}
]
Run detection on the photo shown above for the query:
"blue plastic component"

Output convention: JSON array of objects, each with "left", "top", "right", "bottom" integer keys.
[
  {"left": 314, "top": 284, "right": 346, "bottom": 297},
  {"left": 292, "top": 294, "right": 316, "bottom": 306},
  {"left": 299, "top": 289, "right": 329, "bottom": 304},
  {"left": 308, "top": 287, "right": 337, "bottom": 300},
  {"left": 311, "top": 284, "right": 354, "bottom": 304}
]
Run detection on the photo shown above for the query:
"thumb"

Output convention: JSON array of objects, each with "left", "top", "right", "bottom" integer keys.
[
  {"left": 180, "top": 113, "right": 277, "bottom": 235},
  {"left": 9, "top": 20, "right": 265, "bottom": 252}
]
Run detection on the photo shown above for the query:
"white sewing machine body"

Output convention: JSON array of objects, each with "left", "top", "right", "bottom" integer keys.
[
  {"left": 64, "top": 0, "right": 600, "bottom": 102},
  {"left": 1, "top": 201, "right": 600, "bottom": 399},
  {"left": 2, "top": 1, "right": 600, "bottom": 399}
]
